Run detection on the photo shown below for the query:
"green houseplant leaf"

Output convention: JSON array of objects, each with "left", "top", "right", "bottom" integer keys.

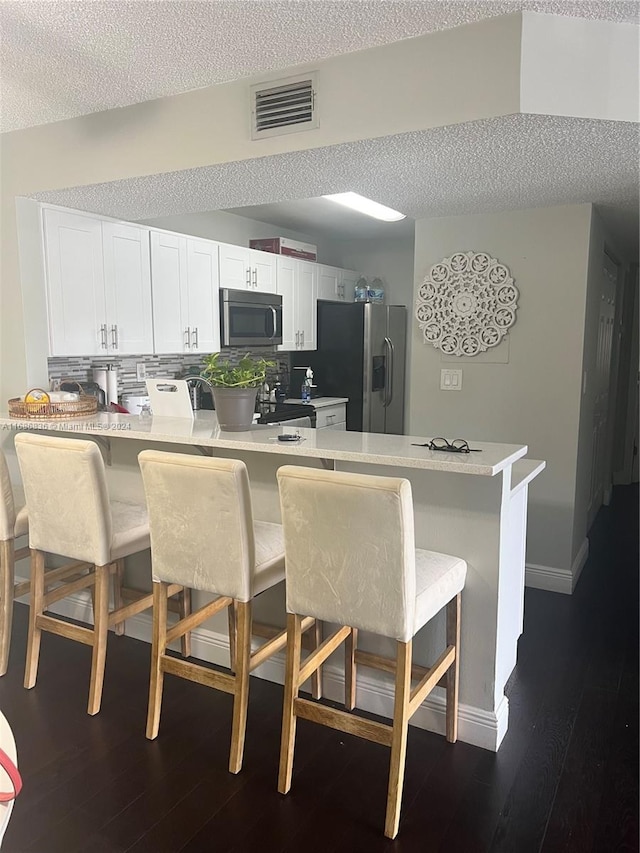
[{"left": 201, "top": 353, "right": 274, "bottom": 388}]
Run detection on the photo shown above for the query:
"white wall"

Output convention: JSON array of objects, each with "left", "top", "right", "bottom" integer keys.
[
  {"left": 409, "top": 203, "right": 593, "bottom": 577},
  {"left": 521, "top": 13, "right": 640, "bottom": 122},
  {"left": 137, "top": 209, "right": 343, "bottom": 267}
]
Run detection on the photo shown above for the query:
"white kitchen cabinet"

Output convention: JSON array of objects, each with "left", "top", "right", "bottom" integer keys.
[
  {"left": 44, "top": 208, "right": 106, "bottom": 356},
  {"left": 219, "top": 244, "right": 277, "bottom": 293},
  {"left": 317, "top": 265, "right": 356, "bottom": 302},
  {"left": 315, "top": 402, "right": 347, "bottom": 429},
  {"left": 102, "top": 222, "right": 153, "bottom": 354},
  {"left": 339, "top": 269, "right": 361, "bottom": 303},
  {"left": 277, "top": 257, "right": 317, "bottom": 352},
  {"left": 44, "top": 208, "right": 153, "bottom": 357},
  {"left": 151, "top": 231, "right": 220, "bottom": 354},
  {"left": 317, "top": 264, "right": 341, "bottom": 301}
]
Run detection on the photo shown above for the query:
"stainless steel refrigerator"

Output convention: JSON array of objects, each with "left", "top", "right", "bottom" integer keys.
[{"left": 291, "top": 302, "right": 407, "bottom": 434}]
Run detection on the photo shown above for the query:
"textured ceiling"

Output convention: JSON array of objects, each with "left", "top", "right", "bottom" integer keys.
[
  {"left": 1, "top": 0, "right": 638, "bottom": 132},
  {"left": 33, "top": 113, "right": 639, "bottom": 254}
]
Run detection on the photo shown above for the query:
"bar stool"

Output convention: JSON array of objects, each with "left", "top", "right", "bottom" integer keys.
[
  {"left": 138, "top": 450, "right": 321, "bottom": 774},
  {"left": 15, "top": 434, "right": 162, "bottom": 715},
  {"left": 276, "top": 466, "right": 467, "bottom": 840},
  {"left": 0, "top": 449, "right": 29, "bottom": 676}
]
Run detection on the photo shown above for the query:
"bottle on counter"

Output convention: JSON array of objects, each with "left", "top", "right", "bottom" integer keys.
[{"left": 301, "top": 367, "right": 314, "bottom": 402}]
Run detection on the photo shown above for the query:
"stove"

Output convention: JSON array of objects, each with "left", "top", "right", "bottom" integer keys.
[{"left": 255, "top": 401, "right": 317, "bottom": 427}]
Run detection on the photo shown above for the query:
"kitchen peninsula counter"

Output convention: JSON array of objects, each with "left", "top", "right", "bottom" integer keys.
[
  {"left": 0, "top": 410, "right": 544, "bottom": 753},
  {"left": 0, "top": 411, "right": 527, "bottom": 476}
]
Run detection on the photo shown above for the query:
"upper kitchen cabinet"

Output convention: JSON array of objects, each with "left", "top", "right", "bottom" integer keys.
[
  {"left": 339, "top": 269, "right": 361, "bottom": 303},
  {"left": 277, "top": 257, "right": 317, "bottom": 352},
  {"left": 43, "top": 208, "right": 153, "bottom": 356},
  {"left": 102, "top": 222, "right": 153, "bottom": 354},
  {"left": 317, "top": 264, "right": 355, "bottom": 302},
  {"left": 151, "top": 231, "right": 220, "bottom": 355},
  {"left": 219, "top": 244, "right": 277, "bottom": 293}
]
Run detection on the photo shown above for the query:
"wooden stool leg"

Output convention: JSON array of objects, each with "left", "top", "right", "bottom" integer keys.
[
  {"left": 446, "top": 593, "right": 461, "bottom": 744},
  {"left": 384, "top": 639, "right": 412, "bottom": 840},
  {"left": 87, "top": 564, "right": 110, "bottom": 715},
  {"left": 278, "top": 613, "right": 303, "bottom": 795},
  {"left": 311, "top": 618, "right": 323, "bottom": 700},
  {"left": 227, "top": 601, "right": 236, "bottom": 674},
  {"left": 0, "top": 541, "right": 15, "bottom": 676},
  {"left": 229, "top": 600, "right": 251, "bottom": 774},
  {"left": 24, "top": 549, "right": 45, "bottom": 689},
  {"left": 146, "top": 582, "right": 168, "bottom": 740},
  {"left": 113, "top": 559, "right": 125, "bottom": 636},
  {"left": 180, "top": 587, "right": 192, "bottom": 658},
  {"left": 345, "top": 627, "right": 358, "bottom": 710}
]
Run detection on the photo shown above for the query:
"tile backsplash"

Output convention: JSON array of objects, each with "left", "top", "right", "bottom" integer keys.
[{"left": 48, "top": 347, "right": 290, "bottom": 399}]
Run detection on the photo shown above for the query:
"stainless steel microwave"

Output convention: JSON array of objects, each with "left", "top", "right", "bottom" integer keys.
[{"left": 220, "top": 289, "right": 283, "bottom": 347}]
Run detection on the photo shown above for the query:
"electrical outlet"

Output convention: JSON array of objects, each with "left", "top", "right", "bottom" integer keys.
[{"left": 136, "top": 363, "right": 146, "bottom": 381}]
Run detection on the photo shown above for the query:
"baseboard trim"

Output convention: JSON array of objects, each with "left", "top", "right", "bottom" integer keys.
[
  {"left": 570, "top": 538, "right": 589, "bottom": 592},
  {"left": 22, "top": 588, "right": 507, "bottom": 753},
  {"left": 525, "top": 538, "right": 589, "bottom": 596}
]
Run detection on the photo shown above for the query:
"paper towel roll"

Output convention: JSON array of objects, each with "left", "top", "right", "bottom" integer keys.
[
  {"left": 106, "top": 367, "right": 118, "bottom": 405},
  {"left": 92, "top": 368, "right": 108, "bottom": 398}
]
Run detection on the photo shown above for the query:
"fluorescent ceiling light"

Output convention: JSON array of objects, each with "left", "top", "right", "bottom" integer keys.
[{"left": 322, "top": 192, "right": 406, "bottom": 222}]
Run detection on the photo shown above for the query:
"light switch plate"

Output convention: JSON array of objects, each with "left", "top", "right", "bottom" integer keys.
[
  {"left": 441, "top": 369, "right": 462, "bottom": 390},
  {"left": 136, "top": 363, "right": 146, "bottom": 381}
]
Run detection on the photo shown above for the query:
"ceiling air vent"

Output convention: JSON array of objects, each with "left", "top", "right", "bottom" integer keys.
[{"left": 251, "top": 73, "right": 318, "bottom": 140}]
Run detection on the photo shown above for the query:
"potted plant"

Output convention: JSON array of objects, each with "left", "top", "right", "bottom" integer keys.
[{"left": 201, "top": 352, "right": 274, "bottom": 432}]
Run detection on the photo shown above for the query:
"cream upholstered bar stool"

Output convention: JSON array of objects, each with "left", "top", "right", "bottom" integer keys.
[
  {"left": 277, "top": 466, "right": 467, "bottom": 840},
  {"left": 139, "top": 450, "right": 322, "bottom": 774},
  {"left": 0, "top": 449, "right": 30, "bottom": 676},
  {"left": 14, "top": 433, "right": 170, "bottom": 715}
]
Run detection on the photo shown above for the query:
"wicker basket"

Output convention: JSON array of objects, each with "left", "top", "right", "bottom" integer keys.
[{"left": 8, "top": 388, "right": 98, "bottom": 420}]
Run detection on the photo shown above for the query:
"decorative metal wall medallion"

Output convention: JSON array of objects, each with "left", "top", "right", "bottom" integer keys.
[{"left": 416, "top": 251, "right": 518, "bottom": 356}]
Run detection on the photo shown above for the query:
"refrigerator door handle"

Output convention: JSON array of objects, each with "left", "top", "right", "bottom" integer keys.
[{"left": 384, "top": 336, "right": 394, "bottom": 407}]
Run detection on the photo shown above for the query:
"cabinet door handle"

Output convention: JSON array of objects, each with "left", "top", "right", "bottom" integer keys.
[
  {"left": 300, "top": 329, "right": 304, "bottom": 347},
  {"left": 184, "top": 327, "right": 191, "bottom": 349},
  {"left": 100, "top": 324, "right": 107, "bottom": 349},
  {"left": 246, "top": 267, "right": 252, "bottom": 288},
  {"left": 295, "top": 330, "right": 300, "bottom": 348},
  {"left": 253, "top": 268, "right": 258, "bottom": 288},
  {"left": 111, "top": 324, "right": 118, "bottom": 349},
  {"left": 192, "top": 327, "right": 199, "bottom": 349}
]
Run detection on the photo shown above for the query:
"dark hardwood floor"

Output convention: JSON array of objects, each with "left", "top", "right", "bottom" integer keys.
[{"left": 1, "top": 485, "right": 637, "bottom": 853}]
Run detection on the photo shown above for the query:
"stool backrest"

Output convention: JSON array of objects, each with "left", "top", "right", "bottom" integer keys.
[
  {"left": 0, "top": 449, "right": 16, "bottom": 542},
  {"left": 139, "top": 450, "right": 256, "bottom": 600},
  {"left": 277, "top": 465, "right": 416, "bottom": 641},
  {"left": 15, "top": 434, "right": 113, "bottom": 566}
]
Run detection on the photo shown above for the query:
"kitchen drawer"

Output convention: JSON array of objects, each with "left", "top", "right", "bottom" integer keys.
[{"left": 315, "top": 403, "right": 346, "bottom": 429}]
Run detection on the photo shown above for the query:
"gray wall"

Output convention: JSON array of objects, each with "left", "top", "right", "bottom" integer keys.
[
  {"left": 137, "top": 209, "right": 343, "bottom": 267},
  {"left": 409, "top": 203, "right": 593, "bottom": 574}
]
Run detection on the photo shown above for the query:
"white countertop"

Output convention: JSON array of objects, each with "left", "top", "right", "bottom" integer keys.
[
  {"left": 284, "top": 397, "right": 349, "bottom": 408},
  {"left": 0, "top": 411, "right": 528, "bottom": 476}
]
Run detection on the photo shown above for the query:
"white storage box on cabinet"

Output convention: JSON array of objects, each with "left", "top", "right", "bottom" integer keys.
[
  {"left": 219, "top": 244, "right": 277, "bottom": 293},
  {"left": 43, "top": 208, "right": 153, "bottom": 356},
  {"left": 151, "top": 231, "right": 220, "bottom": 355},
  {"left": 277, "top": 257, "right": 317, "bottom": 352}
]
